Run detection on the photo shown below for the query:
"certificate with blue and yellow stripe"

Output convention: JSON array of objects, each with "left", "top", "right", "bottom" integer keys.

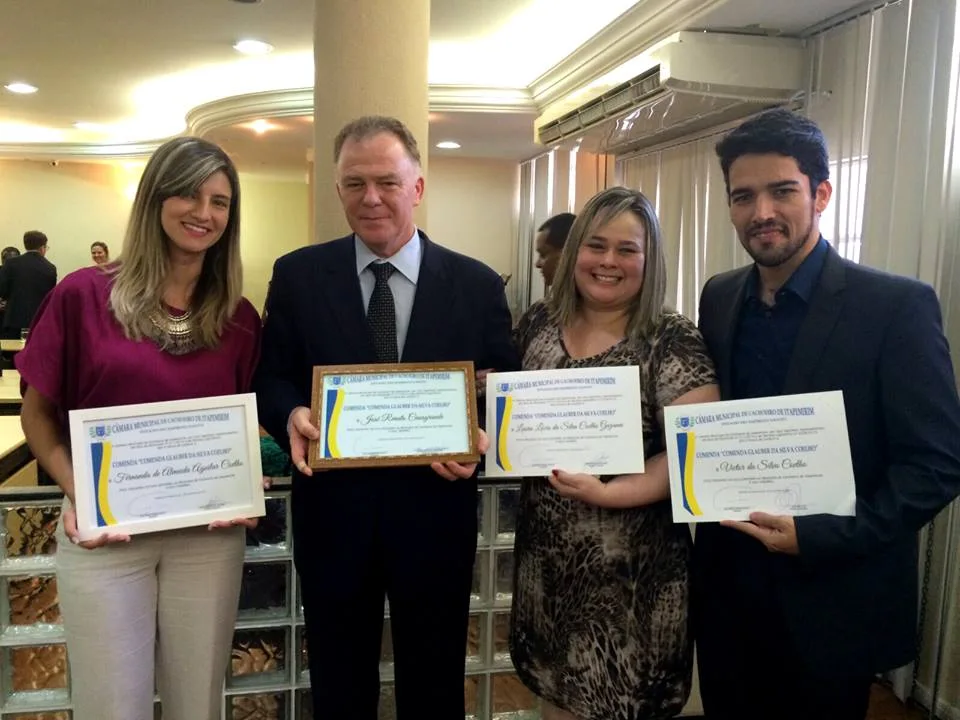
[
  {"left": 68, "top": 394, "right": 265, "bottom": 541},
  {"left": 307, "top": 362, "right": 480, "bottom": 470},
  {"left": 484, "top": 366, "right": 645, "bottom": 478},
  {"left": 664, "top": 391, "right": 856, "bottom": 523}
]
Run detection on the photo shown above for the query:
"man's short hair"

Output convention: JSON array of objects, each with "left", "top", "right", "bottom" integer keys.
[
  {"left": 538, "top": 213, "right": 577, "bottom": 251},
  {"left": 333, "top": 116, "right": 421, "bottom": 166},
  {"left": 715, "top": 107, "right": 830, "bottom": 197},
  {"left": 22, "top": 230, "right": 47, "bottom": 251}
]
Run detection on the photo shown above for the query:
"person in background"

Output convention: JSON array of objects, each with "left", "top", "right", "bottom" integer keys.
[
  {"left": 694, "top": 108, "right": 960, "bottom": 720},
  {"left": 475, "top": 212, "right": 578, "bottom": 397},
  {"left": 0, "top": 246, "right": 21, "bottom": 329},
  {"left": 16, "top": 136, "right": 262, "bottom": 720},
  {"left": 90, "top": 241, "right": 109, "bottom": 265},
  {"left": 535, "top": 211, "right": 576, "bottom": 288},
  {"left": 0, "top": 231, "right": 56, "bottom": 339},
  {"left": 509, "top": 186, "right": 719, "bottom": 720},
  {"left": 254, "top": 115, "right": 519, "bottom": 718}
]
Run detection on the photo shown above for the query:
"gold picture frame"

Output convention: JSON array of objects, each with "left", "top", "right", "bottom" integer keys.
[{"left": 307, "top": 361, "right": 480, "bottom": 470}]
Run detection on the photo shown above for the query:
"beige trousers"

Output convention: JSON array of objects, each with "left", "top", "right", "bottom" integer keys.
[{"left": 55, "top": 513, "right": 245, "bottom": 720}]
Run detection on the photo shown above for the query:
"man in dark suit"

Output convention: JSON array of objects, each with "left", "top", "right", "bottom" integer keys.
[
  {"left": 694, "top": 108, "right": 960, "bottom": 719},
  {"left": 254, "top": 115, "right": 519, "bottom": 718},
  {"left": 0, "top": 230, "right": 56, "bottom": 338}
]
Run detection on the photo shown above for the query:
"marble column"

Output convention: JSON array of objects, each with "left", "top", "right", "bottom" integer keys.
[{"left": 312, "top": 0, "right": 430, "bottom": 243}]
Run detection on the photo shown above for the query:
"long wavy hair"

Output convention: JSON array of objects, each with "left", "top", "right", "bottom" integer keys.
[
  {"left": 108, "top": 136, "right": 242, "bottom": 349},
  {"left": 548, "top": 186, "right": 667, "bottom": 340}
]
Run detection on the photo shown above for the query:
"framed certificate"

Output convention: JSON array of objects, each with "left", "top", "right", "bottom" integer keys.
[
  {"left": 68, "top": 393, "right": 266, "bottom": 541},
  {"left": 307, "top": 362, "right": 480, "bottom": 469}
]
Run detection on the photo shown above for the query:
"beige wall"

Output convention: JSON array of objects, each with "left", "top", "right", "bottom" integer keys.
[
  {"left": 235, "top": 174, "right": 309, "bottom": 312},
  {"left": 0, "top": 159, "right": 134, "bottom": 276},
  {"left": 425, "top": 155, "right": 519, "bottom": 278},
  {"left": 0, "top": 155, "right": 519, "bottom": 313},
  {"left": 0, "top": 159, "right": 308, "bottom": 313}
]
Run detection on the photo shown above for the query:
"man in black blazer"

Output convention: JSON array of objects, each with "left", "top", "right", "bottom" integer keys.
[
  {"left": 254, "top": 116, "right": 519, "bottom": 718},
  {"left": 0, "top": 230, "right": 56, "bottom": 338},
  {"left": 694, "top": 108, "right": 960, "bottom": 719}
]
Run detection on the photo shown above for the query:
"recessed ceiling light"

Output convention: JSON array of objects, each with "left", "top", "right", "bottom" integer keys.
[
  {"left": 233, "top": 39, "right": 274, "bottom": 55},
  {"left": 436, "top": 141, "right": 461, "bottom": 149},
  {"left": 4, "top": 82, "right": 38, "bottom": 94},
  {"left": 245, "top": 119, "right": 275, "bottom": 134}
]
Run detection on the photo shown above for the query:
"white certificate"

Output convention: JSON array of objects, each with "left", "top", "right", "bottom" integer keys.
[
  {"left": 308, "top": 363, "right": 480, "bottom": 469},
  {"left": 664, "top": 391, "right": 856, "bottom": 523},
  {"left": 485, "top": 366, "right": 645, "bottom": 478},
  {"left": 68, "top": 394, "right": 265, "bottom": 541}
]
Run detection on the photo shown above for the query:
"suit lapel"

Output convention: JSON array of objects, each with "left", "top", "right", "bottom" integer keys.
[
  {"left": 402, "top": 232, "right": 453, "bottom": 362},
  {"left": 783, "top": 249, "right": 847, "bottom": 394},
  {"left": 319, "top": 236, "right": 375, "bottom": 359},
  {"left": 716, "top": 269, "right": 751, "bottom": 397}
]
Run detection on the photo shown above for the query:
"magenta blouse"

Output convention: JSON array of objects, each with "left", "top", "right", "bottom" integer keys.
[{"left": 16, "top": 266, "right": 262, "bottom": 412}]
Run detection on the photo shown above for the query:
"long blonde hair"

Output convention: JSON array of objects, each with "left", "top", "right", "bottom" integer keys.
[
  {"left": 108, "top": 136, "right": 243, "bottom": 349},
  {"left": 548, "top": 186, "right": 667, "bottom": 340}
]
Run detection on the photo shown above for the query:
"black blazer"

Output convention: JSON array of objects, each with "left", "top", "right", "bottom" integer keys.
[
  {"left": 254, "top": 231, "right": 520, "bottom": 457},
  {"left": 694, "top": 246, "right": 960, "bottom": 676},
  {"left": 0, "top": 251, "right": 56, "bottom": 331}
]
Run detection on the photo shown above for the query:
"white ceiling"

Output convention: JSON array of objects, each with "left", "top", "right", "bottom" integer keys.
[
  {"left": 693, "top": 0, "right": 870, "bottom": 34},
  {"left": 0, "top": 0, "right": 871, "bottom": 168},
  {"left": 0, "top": 0, "right": 634, "bottom": 146}
]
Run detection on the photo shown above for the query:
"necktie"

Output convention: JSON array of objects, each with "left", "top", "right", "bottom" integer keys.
[{"left": 366, "top": 262, "right": 398, "bottom": 362}]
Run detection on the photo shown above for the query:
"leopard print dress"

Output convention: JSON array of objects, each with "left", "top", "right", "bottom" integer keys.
[{"left": 508, "top": 301, "right": 717, "bottom": 720}]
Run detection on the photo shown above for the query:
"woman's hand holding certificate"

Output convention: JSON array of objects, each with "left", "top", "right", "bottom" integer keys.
[
  {"left": 68, "top": 394, "right": 266, "bottom": 541},
  {"left": 547, "top": 469, "right": 609, "bottom": 505},
  {"left": 484, "top": 367, "right": 646, "bottom": 478}
]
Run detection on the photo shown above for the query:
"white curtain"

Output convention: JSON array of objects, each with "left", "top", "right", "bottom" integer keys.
[
  {"left": 615, "top": 0, "right": 960, "bottom": 712},
  {"left": 514, "top": 148, "right": 617, "bottom": 317},
  {"left": 514, "top": 159, "right": 536, "bottom": 319},
  {"left": 618, "top": 133, "right": 745, "bottom": 321},
  {"left": 807, "top": 0, "right": 960, "bottom": 713},
  {"left": 514, "top": 152, "right": 555, "bottom": 316}
]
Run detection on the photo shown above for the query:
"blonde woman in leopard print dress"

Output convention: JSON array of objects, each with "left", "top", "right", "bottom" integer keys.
[{"left": 509, "top": 187, "right": 718, "bottom": 720}]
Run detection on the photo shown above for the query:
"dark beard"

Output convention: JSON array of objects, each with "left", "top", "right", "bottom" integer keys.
[{"left": 744, "top": 210, "right": 816, "bottom": 268}]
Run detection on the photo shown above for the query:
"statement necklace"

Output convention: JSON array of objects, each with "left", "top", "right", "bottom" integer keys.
[{"left": 147, "top": 306, "right": 199, "bottom": 355}]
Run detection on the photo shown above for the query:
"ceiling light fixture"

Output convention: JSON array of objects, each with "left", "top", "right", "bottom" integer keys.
[
  {"left": 233, "top": 39, "right": 274, "bottom": 55},
  {"left": 436, "top": 141, "right": 461, "bottom": 149},
  {"left": 73, "top": 122, "right": 106, "bottom": 132},
  {"left": 247, "top": 119, "right": 274, "bottom": 134},
  {"left": 4, "top": 82, "right": 38, "bottom": 94}
]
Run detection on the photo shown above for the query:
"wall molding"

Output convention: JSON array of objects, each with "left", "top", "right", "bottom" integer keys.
[
  {"left": 0, "top": 0, "right": 716, "bottom": 161},
  {"left": 186, "top": 88, "right": 316, "bottom": 137},
  {"left": 428, "top": 85, "right": 536, "bottom": 113},
  {"left": 0, "top": 140, "right": 164, "bottom": 160},
  {"left": 0, "top": 85, "right": 537, "bottom": 160}
]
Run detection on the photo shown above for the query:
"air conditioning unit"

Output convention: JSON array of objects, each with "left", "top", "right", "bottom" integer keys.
[{"left": 535, "top": 32, "right": 807, "bottom": 154}]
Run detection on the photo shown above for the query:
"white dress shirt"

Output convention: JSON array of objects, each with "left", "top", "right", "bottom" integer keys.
[{"left": 354, "top": 229, "right": 421, "bottom": 358}]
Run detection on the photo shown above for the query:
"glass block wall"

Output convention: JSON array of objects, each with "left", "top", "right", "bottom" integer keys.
[{"left": 0, "top": 483, "right": 538, "bottom": 720}]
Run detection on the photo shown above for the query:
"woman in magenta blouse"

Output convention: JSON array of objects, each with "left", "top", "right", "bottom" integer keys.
[{"left": 16, "top": 137, "right": 262, "bottom": 720}]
